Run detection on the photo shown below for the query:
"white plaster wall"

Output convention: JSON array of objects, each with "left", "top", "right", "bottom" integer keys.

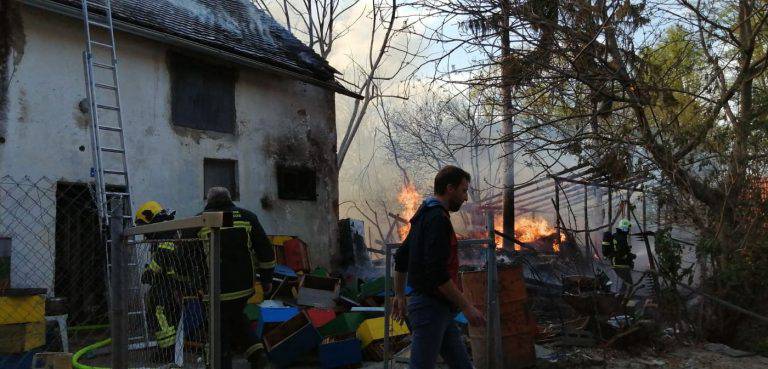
[{"left": 0, "top": 5, "right": 340, "bottom": 290}]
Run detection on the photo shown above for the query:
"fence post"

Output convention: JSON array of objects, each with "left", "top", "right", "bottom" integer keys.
[
  {"left": 109, "top": 206, "right": 128, "bottom": 369},
  {"left": 485, "top": 210, "right": 501, "bottom": 369},
  {"left": 209, "top": 227, "right": 222, "bottom": 369},
  {"left": 383, "top": 243, "right": 391, "bottom": 369}
]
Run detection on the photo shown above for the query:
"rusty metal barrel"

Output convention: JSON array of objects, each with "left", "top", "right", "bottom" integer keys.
[{"left": 461, "top": 265, "right": 536, "bottom": 369}]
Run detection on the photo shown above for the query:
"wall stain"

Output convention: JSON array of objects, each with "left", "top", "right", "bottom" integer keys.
[
  {"left": 16, "top": 87, "right": 26, "bottom": 123},
  {"left": 73, "top": 99, "right": 90, "bottom": 129},
  {"left": 0, "top": 2, "right": 25, "bottom": 137}
]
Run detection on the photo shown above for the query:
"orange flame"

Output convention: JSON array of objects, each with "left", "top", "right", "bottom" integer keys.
[
  {"left": 397, "top": 183, "right": 423, "bottom": 240},
  {"left": 493, "top": 214, "right": 564, "bottom": 252}
]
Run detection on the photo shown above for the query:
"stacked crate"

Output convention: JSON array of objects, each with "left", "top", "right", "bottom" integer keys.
[{"left": 0, "top": 289, "right": 46, "bottom": 354}]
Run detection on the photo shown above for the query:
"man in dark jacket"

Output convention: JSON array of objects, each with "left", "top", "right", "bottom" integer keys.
[
  {"left": 195, "top": 187, "right": 275, "bottom": 369},
  {"left": 392, "top": 166, "right": 485, "bottom": 369}
]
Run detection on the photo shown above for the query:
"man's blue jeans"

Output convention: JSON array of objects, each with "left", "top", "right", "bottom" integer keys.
[{"left": 407, "top": 293, "right": 473, "bottom": 369}]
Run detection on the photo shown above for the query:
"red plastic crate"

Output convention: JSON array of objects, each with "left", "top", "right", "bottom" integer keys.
[
  {"left": 307, "top": 308, "right": 336, "bottom": 328},
  {"left": 281, "top": 238, "right": 311, "bottom": 272}
]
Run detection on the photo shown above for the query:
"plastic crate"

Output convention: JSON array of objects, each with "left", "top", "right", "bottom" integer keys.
[
  {"left": 257, "top": 306, "right": 300, "bottom": 338},
  {"left": 307, "top": 308, "right": 336, "bottom": 328},
  {"left": 318, "top": 313, "right": 367, "bottom": 337},
  {"left": 0, "top": 289, "right": 46, "bottom": 325},
  {"left": 356, "top": 317, "right": 409, "bottom": 348},
  {"left": 318, "top": 337, "right": 362, "bottom": 369},
  {"left": 296, "top": 275, "right": 340, "bottom": 309},
  {"left": 264, "top": 312, "right": 321, "bottom": 368},
  {"left": 0, "top": 321, "right": 45, "bottom": 354}
]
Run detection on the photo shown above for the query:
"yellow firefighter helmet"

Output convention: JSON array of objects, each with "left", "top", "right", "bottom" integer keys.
[{"left": 135, "top": 201, "right": 164, "bottom": 225}]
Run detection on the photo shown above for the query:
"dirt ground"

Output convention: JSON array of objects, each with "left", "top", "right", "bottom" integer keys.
[{"left": 534, "top": 344, "right": 768, "bottom": 369}]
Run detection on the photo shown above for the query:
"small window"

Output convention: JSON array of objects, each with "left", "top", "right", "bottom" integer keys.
[
  {"left": 204, "top": 159, "right": 239, "bottom": 200},
  {"left": 170, "top": 53, "right": 236, "bottom": 133},
  {"left": 276, "top": 165, "right": 317, "bottom": 201}
]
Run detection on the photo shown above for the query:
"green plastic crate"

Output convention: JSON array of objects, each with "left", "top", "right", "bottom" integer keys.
[
  {"left": 318, "top": 313, "right": 367, "bottom": 337},
  {"left": 243, "top": 304, "right": 261, "bottom": 321},
  {"left": 358, "top": 277, "right": 392, "bottom": 298}
]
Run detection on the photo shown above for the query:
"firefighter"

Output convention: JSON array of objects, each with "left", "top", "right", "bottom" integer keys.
[
  {"left": 194, "top": 187, "right": 275, "bottom": 369},
  {"left": 611, "top": 219, "right": 636, "bottom": 290},
  {"left": 136, "top": 201, "right": 186, "bottom": 362},
  {"left": 601, "top": 231, "right": 614, "bottom": 260}
]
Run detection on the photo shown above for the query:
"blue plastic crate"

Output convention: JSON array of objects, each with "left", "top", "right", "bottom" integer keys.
[
  {"left": 319, "top": 338, "right": 363, "bottom": 369},
  {"left": 264, "top": 312, "right": 321, "bottom": 368},
  {"left": 0, "top": 350, "right": 40, "bottom": 369},
  {"left": 257, "top": 306, "right": 300, "bottom": 338},
  {"left": 274, "top": 264, "right": 298, "bottom": 278}
]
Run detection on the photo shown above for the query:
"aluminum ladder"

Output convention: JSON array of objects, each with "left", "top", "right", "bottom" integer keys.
[{"left": 80, "top": 0, "right": 151, "bottom": 349}]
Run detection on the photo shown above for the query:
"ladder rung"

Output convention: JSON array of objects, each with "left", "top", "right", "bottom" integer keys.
[
  {"left": 98, "top": 125, "right": 121, "bottom": 132},
  {"left": 97, "top": 104, "right": 120, "bottom": 111},
  {"left": 95, "top": 83, "right": 117, "bottom": 90},
  {"left": 101, "top": 147, "right": 124, "bottom": 153},
  {"left": 93, "top": 62, "right": 115, "bottom": 70},
  {"left": 87, "top": 2, "right": 109, "bottom": 10},
  {"left": 103, "top": 169, "right": 126, "bottom": 175},
  {"left": 105, "top": 191, "right": 129, "bottom": 196},
  {"left": 88, "top": 20, "right": 111, "bottom": 29},
  {"left": 91, "top": 41, "right": 114, "bottom": 49}
]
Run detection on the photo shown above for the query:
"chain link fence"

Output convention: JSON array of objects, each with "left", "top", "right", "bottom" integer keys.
[
  {"left": 0, "top": 175, "right": 112, "bottom": 367},
  {"left": 124, "top": 236, "right": 208, "bottom": 368}
]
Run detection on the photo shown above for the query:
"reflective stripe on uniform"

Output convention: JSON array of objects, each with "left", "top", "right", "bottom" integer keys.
[
  {"left": 244, "top": 343, "right": 264, "bottom": 358},
  {"left": 159, "top": 242, "right": 176, "bottom": 251},
  {"left": 258, "top": 260, "right": 276, "bottom": 269},
  {"left": 148, "top": 260, "right": 161, "bottom": 273},
  {"left": 198, "top": 227, "right": 212, "bottom": 240},
  {"left": 154, "top": 306, "right": 176, "bottom": 348},
  {"left": 220, "top": 288, "right": 255, "bottom": 301}
]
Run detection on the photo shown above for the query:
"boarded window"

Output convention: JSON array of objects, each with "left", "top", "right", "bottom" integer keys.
[
  {"left": 204, "top": 159, "right": 239, "bottom": 200},
  {"left": 170, "top": 53, "right": 236, "bottom": 133},
  {"left": 276, "top": 165, "right": 317, "bottom": 201}
]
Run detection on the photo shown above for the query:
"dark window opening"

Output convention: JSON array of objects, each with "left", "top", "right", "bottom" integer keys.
[
  {"left": 204, "top": 159, "right": 239, "bottom": 200},
  {"left": 170, "top": 53, "right": 236, "bottom": 133},
  {"left": 277, "top": 165, "right": 317, "bottom": 201}
]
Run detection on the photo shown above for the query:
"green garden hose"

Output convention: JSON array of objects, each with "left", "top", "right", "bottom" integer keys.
[{"left": 72, "top": 338, "right": 111, "bottom": 369}]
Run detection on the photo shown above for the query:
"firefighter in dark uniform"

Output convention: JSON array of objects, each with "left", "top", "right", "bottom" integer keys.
[
  {"left": 195, "top": 187, "right": 275, "bottom": 369},
  {"left": 609, "top": 219, "right": 636, "bottom": 291},
  {"left": 135, "top": 201, "right": 186, "bottom": 362}
]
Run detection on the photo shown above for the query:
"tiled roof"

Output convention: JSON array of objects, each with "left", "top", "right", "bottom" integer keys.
[{"left": 50, "top": 0, "right": 340, "bottom": 83}]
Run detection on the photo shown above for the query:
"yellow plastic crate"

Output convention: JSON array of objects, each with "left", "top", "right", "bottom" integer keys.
[
  {"left": 0, "top": 321, "right": 45, "bottom": 353},
  {"left": 268, "top": 235, "right": 295, "bottom": 246},
  {"left": 356, "top": 317, "right": 409, "bottom": 348},
  {"left": 0, "top": 295, "right": 45, "bottom": 325}
]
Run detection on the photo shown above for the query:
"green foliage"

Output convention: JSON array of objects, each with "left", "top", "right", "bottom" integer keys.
[{"left": 655, "top": 228, "right": 694, "bottom": 285}]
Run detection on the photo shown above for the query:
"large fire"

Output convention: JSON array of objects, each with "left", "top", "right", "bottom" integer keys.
[
  {"left": 493, "top": 214, "right": 564, "bottom": 252},
  {"left": 397, "top": 183, "right": 423, "bottom": 240}
]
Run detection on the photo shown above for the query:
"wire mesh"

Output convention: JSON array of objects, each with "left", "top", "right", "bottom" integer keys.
[
  {"left": 0, "top": 176, "right": 111, "bottom": 365},
  {"left": 118, "top": 237, "right": 209, "bottom": 369}
]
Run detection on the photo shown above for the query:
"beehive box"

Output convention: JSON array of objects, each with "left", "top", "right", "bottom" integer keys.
[
  {"left": 356, "top": 317, "right": 409, "bottom": 348},
  {"left": 32, "top": 352, "right": 73, "bottom": 369},
  {"left": 318, "top": 313, "right": 367, "bottom": 337},
  {"left": 257, "top": 306, "right": 300, "bottom": 338},
  {"left": 363, "top": 335, "right": 409, "bottom": 362},
  {"left": 318, "top": 336, "right": 362, "bottom": 369},
  {"left": 296, "top": 275, "right": 340, "bottom": 309},
  {"left": 0, "top": 321, "right": 45, "bottom": 354},
  {"left": 0, "top": 289, "right": 46, "bottom": 325},
  {"left": 264, "top": 312, "right": 321, "bottom": 368},
  {"left": 280, "top": 239, "right": 311, "bottom": 273},
  {"left": 306, "top": 308, "right": 336, "bottom": 328}
]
